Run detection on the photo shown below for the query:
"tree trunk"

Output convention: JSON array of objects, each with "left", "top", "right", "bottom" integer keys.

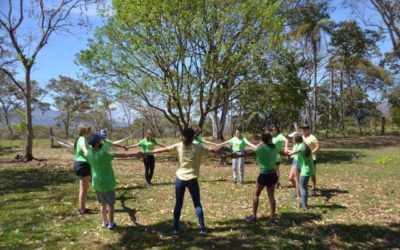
[
  {"left": 4, "top": 112, "right": 15, "bottom": 140},
  {"left": 24, "top": 68, "right": 34, "bottom": 161},
  {"left": 217, "top": 101, "right": 229, "bottom": 141},
  {"left": 328, "top": 68, "right": 334, "bottom": 134},
  {"left": 211, "top": 110, "right": 219, "bottom": 140},
  {"left": 312, "top": 40, "right": 318, "bottom": 132},
  {"left": 339, "top": 71, "right": 345, "bottom": 130},
  {"left": 380, "top": 116, "right": 385, "bottom": 135},
  {"left": 356, "top": 118, "right": 363, "bottom": 136}
]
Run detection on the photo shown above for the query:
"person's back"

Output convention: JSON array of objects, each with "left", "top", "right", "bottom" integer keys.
[
  {"left": 297, "top": 143, "right": 315, "bottom": 177},
  {"left": 88, "top": 146, "right": 116, "bottom": 193},
  {"left": 255, "top": 144, "right": 277, "bottom": 171},
  {"left": 169, "top": 142, "right": 204, "bottom": 181}
]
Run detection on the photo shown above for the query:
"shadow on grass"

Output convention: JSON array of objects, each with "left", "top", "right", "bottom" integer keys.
[
  {"left": 103, "top": 211, "right": 400, "bottom": 249},
  {"left": 317, "top": 150, "right": 365, "bottom": 164},
  {"left": 0, "top": 167, "right": 75, "bottom": 195},
  {"left": 318, "top": 188, "right": 349, "bottom": 202}
]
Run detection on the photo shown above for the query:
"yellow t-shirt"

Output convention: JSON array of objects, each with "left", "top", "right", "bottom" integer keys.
[
  {"left": 303, "top": 134, "right": 318, "bottom": 160},
  {"left": 168, "top": 142, "right": 206, "bottom": 181}
]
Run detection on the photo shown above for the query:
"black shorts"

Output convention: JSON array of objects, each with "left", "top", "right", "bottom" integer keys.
[
  {"left": 74, "top": 161, "right": 91, "bottom": 177},
  {"left": 257, "top": 172, "right": 278, "bottom": 187}
]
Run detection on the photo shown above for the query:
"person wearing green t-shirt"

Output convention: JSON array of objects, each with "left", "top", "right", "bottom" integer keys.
[
  {"left": 73, "top": 124, "right": 93, "bottom": 216},
  {"left": 300, "top": 125, "right": 320, "bottom": 196},
  {"left": 288, "top": 135, "right": 315, "bottom": 209},
  {"left": 193, "top": 128, "right": 218, "bottom": 146},
  {"left": 218, "top": 129, "right": 257, "bottom": 184},
  {"left": 268, "top": 125, "right": 288, "bottom": 189},
  {"left": 146, "top": 127, "right": 222, "bottom": 236},
  {"left": 288, "top": 133, "right": 301, "bottom": 198},
  {"left": 99, "top": 129, "right": 126, "bottom": 151},
  {"left": 87, "top": 134, "right": 141, "bottom": 230},
  {"left": 125, "top": 130, "right": 166, "bottom": 185},
  {"left": 230, "top": 132, "right": 278, "bottom": 223}
]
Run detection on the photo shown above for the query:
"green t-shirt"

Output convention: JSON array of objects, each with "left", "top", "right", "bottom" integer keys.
[
  {"left": 193, "top": 137, "right": 206, "bottom": 144},
  {"left": 291, "top": 143, "right": 301, "bottom": 160},
  {"left": 167, "top": 142, "right": 206, "bottom": 181},
  {"left": 272, "top": 133, "right": 286, "bottom": 162},
  {"left": 74, "top": 136, "right": 89, "bottom": 162},
  {"left": 87, "top": 147, "right": 116, "bottom": 193},
  {"left": 255, "top": 144, "right": 277, "bottom": 171},
  {"left": 102, "top": 139, "right": 114, "bottom": 151},
  {"left": 298, "top": 143, "right": 315, "bottom": 176},
  {"left": 138, "top": 139, "right": 159, "bottom": 152},
  {"left": 228, "top": 136, "right": 249, "bottom": 152}
]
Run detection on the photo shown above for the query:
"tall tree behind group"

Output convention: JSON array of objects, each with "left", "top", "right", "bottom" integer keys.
[
  {"left": 78, "top": 0, "right": 285, "bottom": 137},
  {"left": 0, "top": 0, "right": 102, "bottom": 161},
  {"left": 287, "top": 0, "right": 334, "bottom": 131}
]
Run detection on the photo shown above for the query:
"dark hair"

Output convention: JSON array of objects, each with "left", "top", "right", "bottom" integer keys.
[
  {"left": 182, "top": 127, "right": 195, "bottom": 145},
  {"left": 294, "top": 135, "right": 311, "bottom": 157},
  {"left": 194, "top": 128, "right": 202, "bottom": 139},
  {"left": 261, "top": 132, "right": 275, "bottom": 148},
  {"left": 268, "top": 124, "right": 281, "bottom": 134}
]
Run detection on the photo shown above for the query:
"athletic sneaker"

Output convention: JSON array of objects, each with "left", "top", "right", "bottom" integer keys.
[
  {"left": 275, "top": 182, "right": 281, "bottom": 189},
  {"left": 268, "top": 218, "right": 277, "bottom": 225},
  {"left": 172, "top": 229, "right": 179, "bottom": 236},
  {"left": 199, "top": 229, "right": 208, "bottom": 235},
  {"left": 298, "top": 202, "right": 308, "bottom": 209},
  {"left": 245, "top": 215, "right": 257, "bottom": 222},
  {"left": 107, "top": 222, "right": 117, "bottom": 230},
  {"left": 101, "top": 222, "right": 109, "bottom": 228}
]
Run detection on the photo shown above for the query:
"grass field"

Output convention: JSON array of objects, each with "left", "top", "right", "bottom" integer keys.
[{"left": 0, "top": 136, "right": 399, "bottom": 249}]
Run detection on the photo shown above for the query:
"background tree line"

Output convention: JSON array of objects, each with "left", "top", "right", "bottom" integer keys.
[{"left": 0, "top": 0, "right": 399, "bottom": 160}]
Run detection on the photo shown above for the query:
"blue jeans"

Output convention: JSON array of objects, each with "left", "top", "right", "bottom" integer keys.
[
  {"left": 174, "top": 177, "right": 205, "bottom": 231},
  {"left": 299, "top": 176, "right": 310, "bottom": 208}
]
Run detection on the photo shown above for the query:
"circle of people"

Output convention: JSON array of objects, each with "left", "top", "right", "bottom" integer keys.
[{"left": 73, "top": 124, "right": 319, "bottom": 234}]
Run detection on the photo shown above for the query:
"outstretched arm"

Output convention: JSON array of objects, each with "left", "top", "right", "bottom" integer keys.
[
  {"left": 217, "top": 140, "right": 230, "bottom": 147},
  {"left": 114, "top": 152, "right": 143, "bottom": 159},
  {"left": 246, "top": 141, "right": 257, "bottom": 149},
  {"left": 229, "top": 151, "right": 256, "bottom": 158},
  {"left": 125, "top": 143, "right": 139, "bottom": 150},
  {"left": 144, "top": 147, "right": 170, "bottom": 155},
  {"left": 204, "top": 140, "right": 218, "bottom": 146}
]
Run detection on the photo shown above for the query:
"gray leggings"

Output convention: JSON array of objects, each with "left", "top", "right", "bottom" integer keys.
[{"left": 232, "top": 152, "right": 244, "bottom": 182}]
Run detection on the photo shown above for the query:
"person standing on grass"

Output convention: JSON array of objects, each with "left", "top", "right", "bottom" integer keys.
[
  {"left": 268, "top": 125, "right": 288, "bottom": 189},
  {"left": 147, "top": 127, "right": 220, "bottom": 235},
  {"left": 288, "top": 134, "right": 315, "bottom": 209},
  {"left": 73, "top": 124, "right": 93, "bottom": 215},
  {"left": 300, "top": 125, "right": 320, "bottom": 196},
  {"left": 218, "top": 129, "right": 257, "bottom": 184},
  {"left": 87, "top": 134, "right": 141, "bottom": 230},
  {"left": 125, "top": 130, "right": 166, "bottom": 185},
  {"left": 288, "top": 132, "right": 301, "bottom": 198},
  {"left": 99, "top": 129, "right": 126, "bottom": 151},
  {"left": 230, "top": 132, "right": 278, "bottom": 223}
]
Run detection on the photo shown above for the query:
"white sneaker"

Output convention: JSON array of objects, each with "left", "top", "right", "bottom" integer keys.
[
  {"left": 101, "top": 222, "right": 109, "bottom": 228},
  {"left": 107, "top": 222, "right": 117, "bottom": 230}
]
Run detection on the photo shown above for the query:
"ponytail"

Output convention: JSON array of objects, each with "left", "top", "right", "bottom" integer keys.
[{"left": 304, "top": 143, "right": 312, "bottom": 158}]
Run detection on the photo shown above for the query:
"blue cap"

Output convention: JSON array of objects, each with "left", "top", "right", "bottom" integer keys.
[
  {"left": 99, "top": 129, "right": 107, "bottom": 138},
  {"left": 88, "top": 134, "right": 102, "bottom": 146}
]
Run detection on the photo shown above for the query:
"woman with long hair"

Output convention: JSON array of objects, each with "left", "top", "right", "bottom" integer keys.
[
  {"left": 73, "top": 124, "right": 93, "bottom": 215},
  {"left": 268, "top": 125, "right": 288, "bottom": 189},
  {"left": 126, "top": 129, "right": 166, "bottom": 185},
  {"left": 231, "top": 132, "right": 279, "bottom": 223},
  {"left": 288, "top": 134, "right": 315, "bottom": 209},
  {"left": 147, "top": 127, "right": 220, "bottom": 235}
]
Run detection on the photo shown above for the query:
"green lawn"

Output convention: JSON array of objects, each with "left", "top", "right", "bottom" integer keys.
[{"left": 0, "top": 136, "right": 399, "bottom": 249}]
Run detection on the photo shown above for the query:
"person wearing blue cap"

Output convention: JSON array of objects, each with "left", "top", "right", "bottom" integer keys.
[
  {"left": 87, "top": 134, "right": 141, "bottom": 230},
  {"left": 99, "top": 129, "right": 126, "bottom": 151}
]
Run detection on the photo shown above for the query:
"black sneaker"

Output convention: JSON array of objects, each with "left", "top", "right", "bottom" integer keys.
[
  {"left": 245, "top": 215, "right": 257, "bottom": 222},
  {"left": 107, "top": 222, "right": 117, "bottom": 230},
  {"left": 172, "top": 229, "right": 179, "bottom": 236},
  {"left": 268, "top": 218, "right": 277, "bottom": 225},
  {"left": 78, "top": 208, "right": 93, "bottom": 215}
]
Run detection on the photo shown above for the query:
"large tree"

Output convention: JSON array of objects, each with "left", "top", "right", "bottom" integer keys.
[
  {"left": 288, "top": 0, "right": 334, "bottom": 131},
  {"left": 47, "top": 76, "right": 93, "bottom": 139},
  {"left": 0, "top": 0, "right": 99, "bottom": 161},
  {"left": 78, "top": 0, "right": 284, "bottom": 134}
]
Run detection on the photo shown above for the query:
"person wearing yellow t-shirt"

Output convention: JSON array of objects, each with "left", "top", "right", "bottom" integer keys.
[
  {"left": 218, "top": 129, "right": 257, "bottom": 184},
  {"left": 125, "top": 130, "right": 166, "bottom": 185},
  {"left": 146, "top": 127, "right": 221, "bottom": 236},
  {"left": 300, "top": 125, "right": 320, "bottom": 196}
]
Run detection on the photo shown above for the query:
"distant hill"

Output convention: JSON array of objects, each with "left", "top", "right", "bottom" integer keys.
[{"left": 32, "top": 109, "right": 60, "bottom": 126}]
